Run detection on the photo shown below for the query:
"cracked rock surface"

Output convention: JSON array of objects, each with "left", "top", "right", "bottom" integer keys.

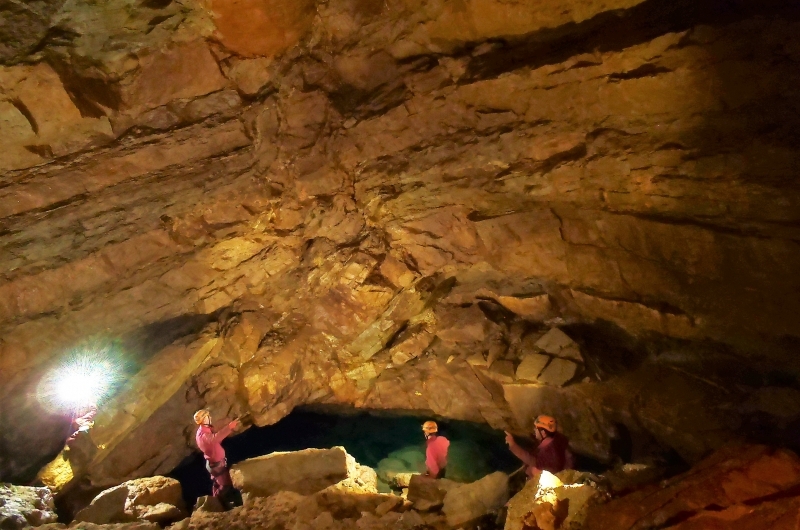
[{"left": 0, "top": 0, "right": 799, "bottom": 490}]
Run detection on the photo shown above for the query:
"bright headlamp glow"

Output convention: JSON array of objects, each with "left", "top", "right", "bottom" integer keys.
[
  {"left": 38, "top": 348, "right": 122, "bottom": 413},
  {"left": 54, "top": 359, "right": 114, "bottom": 408}
]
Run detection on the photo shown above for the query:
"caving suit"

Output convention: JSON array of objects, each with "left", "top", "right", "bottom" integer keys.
[
  {"left": 508, "top": 432, "right": 575, "bottom": 479},
  {"left": 196, "top": 423, "right": 238, "bottom": 504},
  {"left": 425, "top": 434, "right": 450, "bottom": 478}
]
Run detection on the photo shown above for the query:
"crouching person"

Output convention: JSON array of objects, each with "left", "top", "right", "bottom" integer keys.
[{"left": 194, "top": 409, "right": 243, "bottom": 510}]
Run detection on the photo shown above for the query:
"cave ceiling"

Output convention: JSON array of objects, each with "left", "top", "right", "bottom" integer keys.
[{"left": 1, "top": 0, "right": 799, "bottom": 487}]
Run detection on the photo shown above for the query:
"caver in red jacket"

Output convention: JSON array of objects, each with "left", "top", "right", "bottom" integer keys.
[{"left": 425, "top": 434, "right": 450, "bottom": 478}]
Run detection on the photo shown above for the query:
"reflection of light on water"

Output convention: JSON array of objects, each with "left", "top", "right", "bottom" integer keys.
[{"left": 37, "top": 346, "right": 121, "bottom": 413}]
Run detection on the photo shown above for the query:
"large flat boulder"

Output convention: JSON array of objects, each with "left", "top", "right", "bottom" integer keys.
[
  {"left": 230, "top": 447, "right": 350, "bottom": 497},
  {"left": 74, "top": 476, "right": 186, "bottom": 525}
]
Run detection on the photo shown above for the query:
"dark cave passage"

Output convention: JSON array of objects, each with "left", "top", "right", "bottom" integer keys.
[{"left": 170, "top": 409, "right": 529, "bottom": 509}]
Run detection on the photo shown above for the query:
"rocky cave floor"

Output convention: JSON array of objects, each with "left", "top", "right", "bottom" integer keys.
[{"left": 3, "top": 440, "right": 800, "bottom": 530}]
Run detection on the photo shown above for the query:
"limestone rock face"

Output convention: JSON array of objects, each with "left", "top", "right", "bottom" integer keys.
[{"left": 0, "top": 0, "right": 799, "bottom": 488}]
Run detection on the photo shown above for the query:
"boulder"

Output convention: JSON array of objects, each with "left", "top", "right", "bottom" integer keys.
[
  {"left": 74, "top": 476, "right": 186, "bottom": 525},
  {"left": 505, "top": 469, "right": 605, "bottom": 530},
  {"left": 443, "top": 472, "right": 509, "bottom": 527},
  {"left": 0, "top": 484, "right": 58, "bottom": 529},
  {"left": 407, "top": 475, "right": 457, "bottom": 511},
  {"left": 552, "top": 482, "right": 602, "bottom": 529},
  {"left": 230, "top": 447, "right": 350, "bottom": 498},
  {"left": 193, "top": 496, "right": 224, "bottom": 513},
  {"left": 136, "top": 503, "right": 185, "bottom": 524},
  {"left": 374, "top": 496, "right": 404, "bottom": 516},
  {"left": 505, "top": 471, "right": 564, "bottom": 530},
  {"left": 331, "top": 451, "right": 379, "bottom": 494},
  {"left": 74, "top": 485, "right": 132, "bottom": 524},
  {"left": 391, "top": 473, "right": 415, "bottom": 489},
  {"left": 125, "top": 476, "right": 184, "bottom": 511}
]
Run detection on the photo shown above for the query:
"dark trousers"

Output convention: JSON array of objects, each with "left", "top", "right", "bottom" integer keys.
[{"left": 206, "top": 459, "right": 242, "bottom": 509}]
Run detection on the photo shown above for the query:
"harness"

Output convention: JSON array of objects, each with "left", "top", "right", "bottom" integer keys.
[{"left": 206, "top": 458, "right": 228, "bottom": 476}]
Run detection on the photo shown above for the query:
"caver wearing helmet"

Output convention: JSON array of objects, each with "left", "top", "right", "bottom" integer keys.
[
  {"left": 194, "top": 409, "right": 211, "bottom": 425},
  {"left": 422, "top": 421, "right": 438, "bottom": 436},
  {"left": 422, "top": 420, "right": 450, "bottom": 479},
  {"left": 505, "top": 414, "right": 574, "bottom": 477},
  {"left": 194, "top": 409, "right": 242, "bottom": 510},
  {"left": 533, "top": 415, "right": 557, "bottom": 437}
]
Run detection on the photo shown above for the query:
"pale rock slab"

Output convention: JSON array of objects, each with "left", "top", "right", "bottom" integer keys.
[
  {"left": 537, "top": 358, "right": 578, "bottom": 387},
  {"left": 443, "top": 471, "right": 509, "bottom": 527},
  {"left": 486, "top": 360, "right": 516, "bottom": 384},
  {"left": 74, "top": 476, "right": 186, "bottom": 525},
  {"left": 535, "top": 328, "right": 584, "bottom": 363},
  {"left": 230, "top": 447, "right": 350, "bottom": 498},
  {"left": 516, "top": 353, "right": 551, "bottom": 382}
]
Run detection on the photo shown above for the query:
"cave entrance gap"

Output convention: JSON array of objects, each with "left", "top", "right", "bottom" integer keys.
[{"left": 170, "top": 408, "right": 521, "bottom": 508}]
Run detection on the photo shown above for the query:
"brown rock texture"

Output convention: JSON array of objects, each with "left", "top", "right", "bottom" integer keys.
[
  {"left": 584, "top": 444, "right": 800, "bottom": 530},
  {"left": 0, "top": 0, "right": 799, "bottom": 489}
]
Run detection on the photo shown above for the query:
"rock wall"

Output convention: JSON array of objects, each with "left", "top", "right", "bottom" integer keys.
[{"left": 1, "top": 0, "right": 799, "bottom": 484}]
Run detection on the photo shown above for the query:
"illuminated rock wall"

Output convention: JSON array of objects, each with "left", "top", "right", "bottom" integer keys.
[{"left": 1, "top": 0, "right": 799, "bottom": 484}]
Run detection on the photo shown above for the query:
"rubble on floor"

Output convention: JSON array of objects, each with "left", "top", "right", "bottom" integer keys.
[{"left": 0, "top": 483, "right": 58, "bottom": 529}]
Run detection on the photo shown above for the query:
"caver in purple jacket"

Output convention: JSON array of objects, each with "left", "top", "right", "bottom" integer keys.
[{"left": 507, "top": 432, "right": 574, "bottom": 478}]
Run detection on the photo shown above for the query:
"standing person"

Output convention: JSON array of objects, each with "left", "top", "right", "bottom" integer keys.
[
  {"left": 194, "top": 409, "right": 242, "bottom": 510},
  {"left": 422, "top": 420, "right": 450, "bottom": 478},
  {"left": 505, "top": 415, "right": 574, "bottom": 479}
]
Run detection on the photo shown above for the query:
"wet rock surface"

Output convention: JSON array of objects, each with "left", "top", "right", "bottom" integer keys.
[{"left": 0, "top": 0, "right": 798, "bottom": 493}]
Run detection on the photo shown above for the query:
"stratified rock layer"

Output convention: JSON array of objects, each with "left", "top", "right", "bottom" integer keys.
[
  {"left": 584, "top": 444, "right": 800, "bottom": 530},
  {"left": 0, "top": 0, "right": 798, "bottom": 485}
]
